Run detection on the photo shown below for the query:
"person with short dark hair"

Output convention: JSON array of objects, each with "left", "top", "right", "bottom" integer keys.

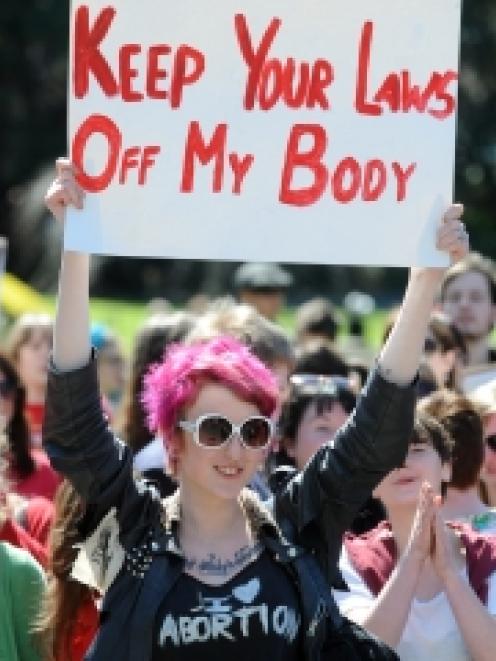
[
  {"left": 233, "top": 262, "right": 292, "bottom": 321},
  {"left": 335, "top": 412, "right": 496, "bottom": 661},
  {"left": 274, "top": 373, "right": 384, "bottom": 534},
  {"left": 294, "top": 297, "right": 339, "bottom": 345},
  {"left": 293, "top": 341, "right": 349, "bottom": 379},
  {"left": 277, "top": 373, "right": 356, "bottom": 470}
]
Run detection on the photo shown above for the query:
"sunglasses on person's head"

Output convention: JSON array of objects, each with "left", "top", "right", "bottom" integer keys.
[
  {"left": 0, "top": 379, "right": 15, "bottom": 398},
  {"left": 290, "top": 373, "right": 351, "bottom": 397},
  {"left": 486, "top": 435, "right": 496, "bottom": 452},
  {"left": 178, "top": 414, "right": 274, "bottom": 450}
]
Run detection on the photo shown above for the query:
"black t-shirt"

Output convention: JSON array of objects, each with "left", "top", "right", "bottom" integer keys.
[{"left": 152, "top": 550, "right": 302, "bottom": 660}]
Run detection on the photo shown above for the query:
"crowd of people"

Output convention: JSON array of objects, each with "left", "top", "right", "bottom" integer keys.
[{"left": 0, "top": 160, "right": 495, "bottom": 660}]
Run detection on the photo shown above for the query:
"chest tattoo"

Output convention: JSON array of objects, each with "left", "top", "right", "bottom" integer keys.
[{"left": 184, "top": 542, "right": 263, "bottom": 577}]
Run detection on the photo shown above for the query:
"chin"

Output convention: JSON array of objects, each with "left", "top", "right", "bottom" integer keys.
[
  {"left": 387, "top": 486, "right": 422, "bottom": 507},
  {"left": 209, "top": 483, "right": 246, "bottom": 501}
]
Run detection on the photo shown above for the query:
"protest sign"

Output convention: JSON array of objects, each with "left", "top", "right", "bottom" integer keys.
[{"left": 66, "top": 0, "right": 461, "bottom": 265}]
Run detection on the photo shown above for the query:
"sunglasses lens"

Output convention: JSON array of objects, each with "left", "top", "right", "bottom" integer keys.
[
  {"left": 486, "top": 435, "right": 496, "bottom": 451},
  {"left": 240, "top": 418, "right": 271, "bottom": 449},
  {"left": 198, "top": 416, "right": 233, "bottom": 447}
]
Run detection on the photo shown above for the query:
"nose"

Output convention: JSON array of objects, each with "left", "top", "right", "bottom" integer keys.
[{"left": 225, "top": 432, "right": 243, "bottom": 461}]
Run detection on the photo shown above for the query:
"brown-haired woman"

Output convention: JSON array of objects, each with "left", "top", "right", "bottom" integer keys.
[
  {"left": 7, "top": 313, "right": 53, "bottom": 445},
  {"left": 0, "top": 352, "right": 60, "bottom": 502},
  {"left": 37, "top": 480, "right": 98, "bottom": 661}
]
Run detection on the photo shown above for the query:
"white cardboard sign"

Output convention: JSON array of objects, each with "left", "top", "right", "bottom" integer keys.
[{"left": 66, "top": 0, "right": 461, "bottom": 266}]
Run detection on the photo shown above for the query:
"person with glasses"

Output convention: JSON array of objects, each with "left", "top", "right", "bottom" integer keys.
[
  {"left": 274, "top": 373, "right": 386, "bottom": 535},
  {"left": 276, "top": 373, "right": 356, "bottom": 471},
  {"left": 41, "top": 159, "right": 468, "bottom": 660},
  {"left": 471, "top": 379, "right": 496, "bottom": 510}
]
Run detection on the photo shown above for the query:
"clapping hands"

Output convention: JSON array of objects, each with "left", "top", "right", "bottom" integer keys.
[{"left": 405, "top": 481, "right": 461, "bottom": 581}]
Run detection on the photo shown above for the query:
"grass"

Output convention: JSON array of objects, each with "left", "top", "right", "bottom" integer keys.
[{"left": 86, "top": 298, "right": 390, "bottom": 354}]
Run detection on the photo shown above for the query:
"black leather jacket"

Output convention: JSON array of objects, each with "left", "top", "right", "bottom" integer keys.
[{"left": 43, "top": 357, "right": 415, "bottom": 660}]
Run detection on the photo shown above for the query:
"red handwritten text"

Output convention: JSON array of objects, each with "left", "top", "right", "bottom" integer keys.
[
  {"left": 72, "top": 114, "right": 160, "bottom": 191},
  {"left": 181, "top": 122, "right": 254, "bottom": 194},
  {"left": 279, "top": 124, "right": 416, "bottom": 206},
  {"left": 73, "top": 5, "right": 205, "bottom": 106},
  {"left": 235, "top": 14, "right": 334, "bottom": 111},
  {"left": 355, "top": 21, "right": 457, "bottom": 119}
]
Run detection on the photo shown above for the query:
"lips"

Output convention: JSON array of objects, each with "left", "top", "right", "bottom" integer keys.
[
  {"left": 392, "top": 474, "right": 417, "bottom": 486},
  {"left": 214, "top": 465, "right": 243, "bottom": 479}
]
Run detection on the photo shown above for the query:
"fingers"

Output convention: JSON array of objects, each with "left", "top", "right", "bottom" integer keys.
[
  {"left": 45, "top": 157, "right": 85, "bottom": 222},
  {"left": 432, "top": 509, "right": 448, "bottom": 548},
  {"left": 436, "top": 203, "right": 469, "bottom": 264},
  {"left": 418, "top": 482, "right": 435, "bottom": 522},
  {"left": 443, "top": 203, "right": 464, "bottom": 222}
]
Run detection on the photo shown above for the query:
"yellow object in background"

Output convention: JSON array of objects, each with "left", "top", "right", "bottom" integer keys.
[{"left": 0, "top": 273, "right": 53, "bottom": 318}]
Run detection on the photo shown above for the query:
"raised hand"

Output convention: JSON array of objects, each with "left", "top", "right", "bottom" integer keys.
[
  {"left": 44, "top": 158, "right": 85, "bottom": 223},
  {"left": 436, "top": 203, "right": 469, "bottom": 265},
  {"left": 404, "top": 481, "right": 436, "bottom": 565},
  {"left": 430, "top": 506, "right": 462, "bottom": 583}
]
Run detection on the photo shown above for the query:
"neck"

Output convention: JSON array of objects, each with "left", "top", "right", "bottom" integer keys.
[
  {"left": 443, "top": 486, "right": 488, "bottom": 519},
  {"left": 178, "top": 481, "right": 247, "bottom": 546},
  {"left": 486, "top": 482, "right": 496, "bottom": 508},
  {"left": 386, "top": 505, "right": 416, "bottom": 556},
  {"left": 25, "top": 386, "right": 45, "bottom": 405},
  {"left": 464, "top": 336, "right": 490, "bottom": 365}
]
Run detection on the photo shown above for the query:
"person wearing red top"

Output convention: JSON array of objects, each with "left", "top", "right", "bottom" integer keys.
[
  {"left": 6, "top": 313, "right": 52, "bottom": 446},
  {"left": 13, "top": 448, "right": 61, "bottom": 501},
  {"left": 37, "top": 481, "right": 99, "bottom": 661},
  {"left": 0, "top": 352, "right": 61, "bottom": 501}
]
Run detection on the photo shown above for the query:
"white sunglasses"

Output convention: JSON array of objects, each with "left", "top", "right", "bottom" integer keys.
[{"left": 178, "top": 414, "right": 273, "bottom": 450}]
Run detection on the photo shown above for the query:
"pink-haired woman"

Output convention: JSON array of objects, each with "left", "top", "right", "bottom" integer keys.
[{"left": 41, "top": 159, "right": 468, "bottom": 661}]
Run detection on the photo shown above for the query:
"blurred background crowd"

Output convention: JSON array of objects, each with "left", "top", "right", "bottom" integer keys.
[{"left": 1, "top": 250, "right": 496, "bottom": 659}]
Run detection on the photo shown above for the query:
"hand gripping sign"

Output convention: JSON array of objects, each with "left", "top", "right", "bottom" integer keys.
[{"left": 66, "top": 0, "right": 461, "bottom": 266}]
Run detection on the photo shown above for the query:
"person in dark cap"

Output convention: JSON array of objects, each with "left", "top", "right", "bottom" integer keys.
[{"left": 233, "top": 262, "right": 292, "bottom": 321}]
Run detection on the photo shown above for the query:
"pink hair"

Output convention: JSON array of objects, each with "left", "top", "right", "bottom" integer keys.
[{"left": 142, "top": 336, "right": 279, "bottom": 442}]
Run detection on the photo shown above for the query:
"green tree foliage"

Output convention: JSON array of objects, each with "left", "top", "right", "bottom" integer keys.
[{"left": 455, "top": 2, "right": 496, "bottom": 257}]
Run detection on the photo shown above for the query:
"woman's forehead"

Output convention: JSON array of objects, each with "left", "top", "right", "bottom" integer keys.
[{"left": 186, "top": 381, "right": 261, "bottom": 417}]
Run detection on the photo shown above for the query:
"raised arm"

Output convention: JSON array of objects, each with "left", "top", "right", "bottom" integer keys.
[
  {"left": 43, "top": 161, "right": 131, "bottom": 510},
  {"left": 378, "top": 204, "right": 467, "bottom": 385},
  {"left": 275, "top": 205, "right": 469, "bottom": 575},
  {"left": 44, "top": 158, "right": 91, "bottom": 370},
  {"left": 348, "top": 484, "right": 437, "bottom": 647}
]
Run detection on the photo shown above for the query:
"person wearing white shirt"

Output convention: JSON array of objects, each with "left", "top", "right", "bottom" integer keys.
[{"left": 334, "top": 413, "right": 496, "bottom": 661}]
